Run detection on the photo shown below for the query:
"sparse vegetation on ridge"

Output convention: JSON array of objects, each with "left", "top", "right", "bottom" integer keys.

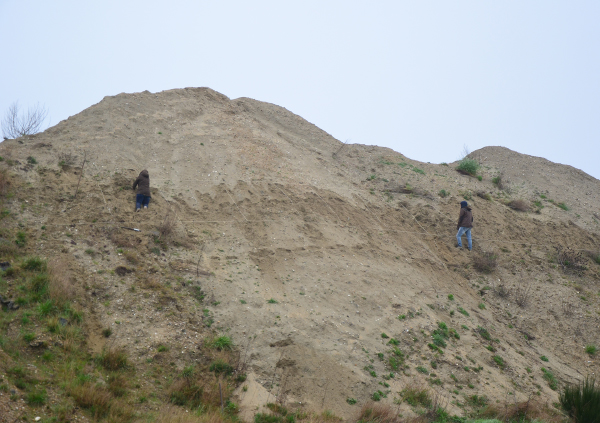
[{"left": 1, "top": 91, "right": 598, "bottom": 421}]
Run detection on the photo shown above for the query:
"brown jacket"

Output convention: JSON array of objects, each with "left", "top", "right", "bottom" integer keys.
[
  {"left": 457, "top": 207, "right": 473, "bottom": 229},
  {"left": 133, "top": 170, "right": 151, "bottom": 196}
]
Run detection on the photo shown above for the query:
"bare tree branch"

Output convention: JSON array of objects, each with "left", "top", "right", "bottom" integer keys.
[{"left": 2, "top": 101, "right": 49, "bottom": 139}]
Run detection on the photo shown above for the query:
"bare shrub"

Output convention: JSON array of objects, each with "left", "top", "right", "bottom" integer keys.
[
  {"left": 2, "top": 101, "right": 49, "bottom": 139},
  {"left": 0, "top": 169, "right": 10, "bottom": 196},
  {"left": 58, "top": 151, "right": 78, "bottom": 167},
  {"left": 158, "top": 213, "right": 176, "bottom": 240},
  {"left": 110, "top": 231, "right": 141, "bottom": 248},
  {"left": 507, "top": 199, "right": 530, "bottom": 212},
  {"left": 556, "top": 246, "right": 587, "bottom": 275},
  {"left": 48, "top": 259, "right": 74, "bottom": 304},
  {"left": 472, "top": 251, "right": 498, "bottom": 273},
  {"left": 493, "top": 282, "right": 511, "bottom": 299},
  {"left": 514, "top": 281, "right": 532, "bottom": 308}
]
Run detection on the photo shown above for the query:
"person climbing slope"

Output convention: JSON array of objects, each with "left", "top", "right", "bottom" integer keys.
[
  {"left": 456, "top": 200, "right": 473, "bottom": 251},
  {"left": 132, "top": 169, "right": 151, "bottom": 212}
]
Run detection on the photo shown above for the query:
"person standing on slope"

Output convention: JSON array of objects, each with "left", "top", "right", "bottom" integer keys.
[
  {"left": 456, "top": 200, "right": 473, "bottom": 251},
  {"left": 132, "top": 170, "right": 151, "bottom": 212}
]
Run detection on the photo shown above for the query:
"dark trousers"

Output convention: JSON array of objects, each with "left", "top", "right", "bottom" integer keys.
[{"left": 136, "top": 194, "right": 151, "bottom": 209}]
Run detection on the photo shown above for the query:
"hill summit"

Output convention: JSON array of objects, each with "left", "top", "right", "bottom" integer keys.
[{"left": 1, "top": 87, "right": 599, "bottom": 422}]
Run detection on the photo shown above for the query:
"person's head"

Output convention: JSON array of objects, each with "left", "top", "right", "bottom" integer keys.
[
  {"left": 460, "top": 201, "right": 468, "bottom": 208},
  {"left": 140, "top": 169, "right": 149, "bottom": 177}
]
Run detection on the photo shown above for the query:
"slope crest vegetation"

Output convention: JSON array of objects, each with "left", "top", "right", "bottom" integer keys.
[{"left": 1, "top": 87, "right": 600, "bottom": 422}]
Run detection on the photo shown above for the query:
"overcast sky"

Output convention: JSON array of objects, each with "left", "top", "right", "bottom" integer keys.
[{"left": 1, "top": 1, "right": 598, "bottom": 179}]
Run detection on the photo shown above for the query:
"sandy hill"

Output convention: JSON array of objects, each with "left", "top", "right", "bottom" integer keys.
[{"left": 1, "top": 87, "right": 599, "bottom": 422}]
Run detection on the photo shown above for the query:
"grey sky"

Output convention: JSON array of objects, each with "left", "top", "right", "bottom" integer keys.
[{"left": 1, "top": 1, "right": 599, "bottom": 179}]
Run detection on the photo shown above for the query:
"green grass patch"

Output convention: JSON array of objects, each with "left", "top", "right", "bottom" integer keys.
[
  {"left": 456, "top": 157, "right": 480, "bottom": 176},
  {"left": 209, "top": 335, "right": 233, "bottom": 350}
]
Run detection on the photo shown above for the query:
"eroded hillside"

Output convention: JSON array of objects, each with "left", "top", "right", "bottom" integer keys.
[{"left": 1, "top": 87, "right": 600, "bottom": 422}]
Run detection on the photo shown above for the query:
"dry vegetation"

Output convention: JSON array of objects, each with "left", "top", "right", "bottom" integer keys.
[
  {"left": 507, "top": 199, "right": 530, "bottom": 212},
  {"left": 472, "top": 251, "right": 498, "bottom": 273}
]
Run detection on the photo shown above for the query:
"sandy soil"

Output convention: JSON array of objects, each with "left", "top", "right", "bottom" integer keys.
[{"left": 1, "top": 87, "right": 600, "bottom": 420}]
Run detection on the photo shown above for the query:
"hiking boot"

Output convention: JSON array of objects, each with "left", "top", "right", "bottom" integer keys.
[
  {"left": 455, "top": 244, "right": 463, "bottom": 249},
  {"left": 136, "top": 208, "right": 141, "bottom": 212},
  {"left": 143, "top": 205, "right": 148, "bottom": 209}
]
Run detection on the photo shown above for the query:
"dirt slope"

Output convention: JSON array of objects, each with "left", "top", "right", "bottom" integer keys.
[{"left": 1, "top": 87, "right": 600, "bottom": 421}]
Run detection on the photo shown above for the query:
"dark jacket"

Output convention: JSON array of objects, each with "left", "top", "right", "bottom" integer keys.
[
  {"left": 457, "top": 207, "right": 473, "bottom": 229},
  {"left": 133, "top": 170, "right": 151, "bottom": 196}
]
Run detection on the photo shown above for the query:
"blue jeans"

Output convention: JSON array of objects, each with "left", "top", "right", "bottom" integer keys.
[
  {"left": 456, "top": 227, "right": 472, "bottom": 250},
  {"left": 136, "top": 194, "right": 151, "bottom": 209}
]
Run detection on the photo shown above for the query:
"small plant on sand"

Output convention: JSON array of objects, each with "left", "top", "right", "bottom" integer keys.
[
  {"left": 15, "top": 231, "right": 26, "bottom": 247},
  {"left": 209, "top": 360, "right": 233, "bottom": 376},
  {"left": 492, "top": 175, "right": 503, "bottom": 188},
  {"left": 477, "top": 326, "right": 491, "bottom": 341},
  {"left": 557, "top": 202, "right": 569, "bottom": 211},
  {"left": 493, "top": 355, "right": 505, "bottom": 369},
  {"left": 438, "top": 189, "right": 449, "bottom": 198},
  {"left": 586, "top": 345, "right": 597, "bottom": 356},
  {"left": 209, "top": 335, "right": 233, "bottom": 350},
  {"left": 542, "top": 367, "right": 558, "bottom": 390},
  {"left": 371, "top": 390, "right": 386, "bottom": 401}
]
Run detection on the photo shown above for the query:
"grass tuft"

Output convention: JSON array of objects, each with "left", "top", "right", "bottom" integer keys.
[
  {"left": 209, "top": 335, "right": 233, "bottom": 351},
  {"left": 560, "top": 377, "right": 600, "bottom": 423},
  {"left": 98, "top": 347, "right": 128, "bottom": 371}
]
